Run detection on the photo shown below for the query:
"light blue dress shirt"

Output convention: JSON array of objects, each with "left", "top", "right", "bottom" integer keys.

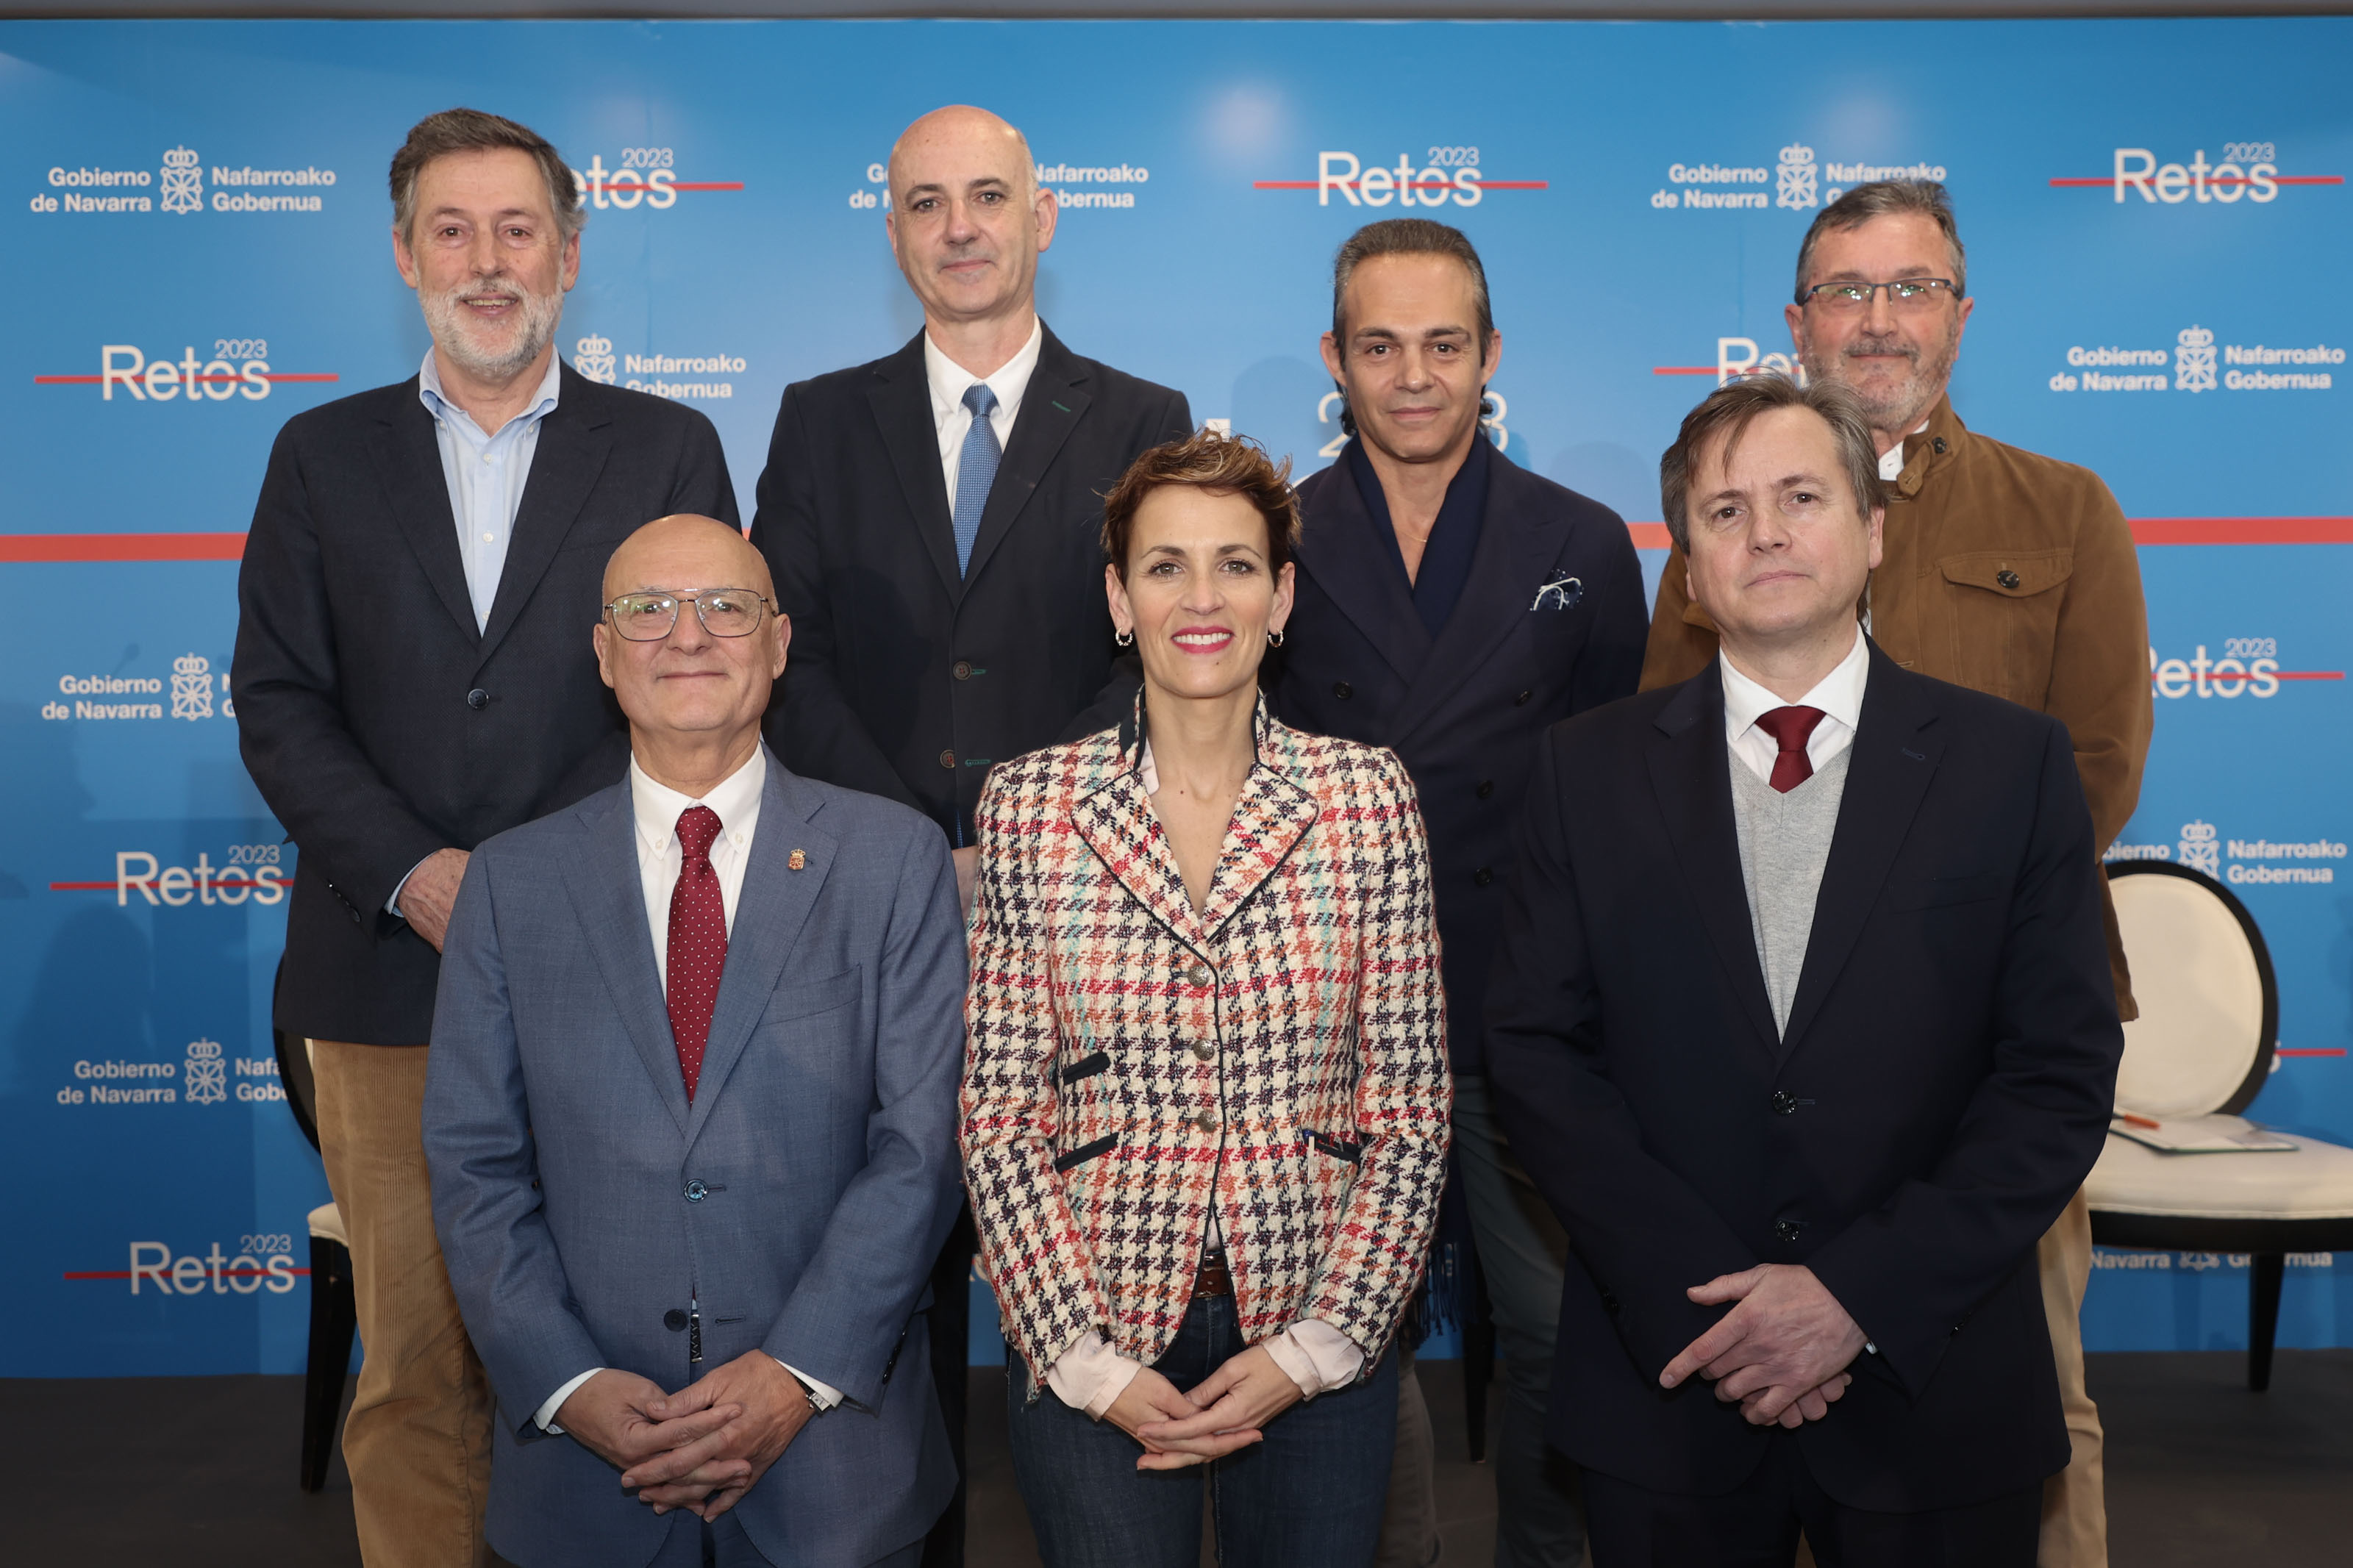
[
  {"left": 390, "top": 351, "right": 562, "bottom": 917},
  {"left": 417, "top": 348, "right": 563, "bottom": 633}
]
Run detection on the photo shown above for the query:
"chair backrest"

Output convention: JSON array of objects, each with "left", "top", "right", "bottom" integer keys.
[{"left": 2107, "top": 861, "right": 2277, "bottom": 1117}]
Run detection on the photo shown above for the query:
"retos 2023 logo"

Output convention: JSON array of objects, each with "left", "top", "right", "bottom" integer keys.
[
  {"left": 2051, "top": 141, "right": 2344, "bottom": 203},
  {"left": 1254, "top": 144, "right": 1546, "bottom": 207},
  {"left": 34, "top": 339, "right": 338, "bottom": 404}
]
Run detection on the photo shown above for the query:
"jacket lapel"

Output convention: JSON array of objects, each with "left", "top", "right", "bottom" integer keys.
[
  {"left": 476, "top": 367, "right": 612, "bottom": 667},
  {"left": 1071, "top": 710, "right": 1205, "bottom": 949},
  {"left": 864, "top": 334, "right": 963, "bottom": 603},
  {"left": 1391, "top": 448, "right": 1558, "bottom": 746},
  {"left": 370, "top": 386, "right": 477, "bottom": 645},
  {"left": 1294, "top": 462, "right": 1429, "bottom": 685},
  {"left": 685, "top": 759, "right": 836, "bottom": 1152},
  {"left": 1776, "top": 648, "right": 1943, "bottom": 1059},
  {"left": 558, "top": 782, "right": 692, "bottom": 1139},
  {"left": 1645, "top": 667, "right": 1778, "bottom": 1056},
  {"left": 1195, "top": 711, "right": 1323, "bottom": 939},
  {"left": 963, "top": 326, "right": 1091, "bottom": 590}
]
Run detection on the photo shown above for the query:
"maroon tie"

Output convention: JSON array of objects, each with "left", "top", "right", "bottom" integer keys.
[
  {"left": 666, "top": 805, "right": 728, "bottom": 1100},
  {"left": 1754, "top": 706, "right": 1827, "bottom": 793}
]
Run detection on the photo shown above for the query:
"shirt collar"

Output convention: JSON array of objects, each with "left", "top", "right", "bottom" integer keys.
[
  {"left": 629, "top": 747, "right": 768, "bottom": 853},
  {"left": 1877, "top": 415, "right": 1932, "bottom": 482},
  {"left": 924, "top": 315, "right": 1044, "bottom": 427},
  {"left": 418, "top": 348, "right": 563, "bottom": 440},
  {"left": 1720, "top": 623, "right": 1869, "bottom": 737}
]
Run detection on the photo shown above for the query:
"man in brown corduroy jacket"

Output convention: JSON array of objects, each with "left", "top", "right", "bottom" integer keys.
[{"left": 1640, "top": 180, "right": 2150, "bottom": 1568}]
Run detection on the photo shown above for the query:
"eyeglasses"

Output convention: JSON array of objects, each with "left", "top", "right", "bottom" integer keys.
[
  {"left": 1798, "top": 278, "right": 1960, "bottom": 312},
  {"left": 602, "top": 589, "right": 774, "bottom": 641}
]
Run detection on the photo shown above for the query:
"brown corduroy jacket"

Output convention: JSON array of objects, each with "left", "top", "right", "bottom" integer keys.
[{"left": 1640, "top": 394, "right": 2152, "bottom": 1017}]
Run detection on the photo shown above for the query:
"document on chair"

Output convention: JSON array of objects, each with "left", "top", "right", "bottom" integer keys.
[{"left": 2109, "top": 1112, "right": 2299, "bottom": 1154}]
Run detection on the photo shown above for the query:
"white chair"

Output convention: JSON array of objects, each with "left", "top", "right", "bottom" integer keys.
[{"left": 2086, "top": 861, "right": 2353, "bottom": 1389}]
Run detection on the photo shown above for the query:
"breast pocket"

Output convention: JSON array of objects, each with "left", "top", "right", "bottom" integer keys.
[
  {"left": 759, "top": 967, "right": 862, "bottom": 1028},
  {"left": 1937, "top": 550, "right": 2072, "bottom": 704}
]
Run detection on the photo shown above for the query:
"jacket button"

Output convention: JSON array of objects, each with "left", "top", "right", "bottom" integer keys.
[
  {"left": 465, "top": 688, "right": 489, "bottom": 710},
  {"left": 1933, "top": 437, "right": 1949, "bottom": 454},
  {"left": 1513, "top": 689, "right": 1532, "bottom": 706},
  {"left": 1193, "top": 1043, "right": 1215, "bottom": 1062},
  {"left": 953, "top": 660, "right": 974, "bottom": 680},
  {"left": 1996, "top": 569, "right": 2021, "bottom": 590},
  {"left": 1473, "top": 867, "right": 1493, "bottom": 887},
  {"left": 1771, "top": 1090, "right": 1798, "bottom": 1115},
  {"left": 663, "top": 1309, "right": 689, "bottom": 1332},
  {"left": 1332, "top": 681, "right": 1352, "bottom": 701},
  {"left": 1476, "top": 780, "right": 1494, "bottom": 800},
  {"left": 1774, "top": 1219, "right": 1802, "bottom": 1242},
  {"left": 1194, "top": 1111, "right": 1219, "bottom": 1133},
  {"left": 938, "top": 749, "right": 957, "bottom": 770},
  {"left": 683, "top": 1180, "right": 709, "bottom": 1203},
  {"left": 1184, "top": 962, "right": 1213, "bottom": 989}
]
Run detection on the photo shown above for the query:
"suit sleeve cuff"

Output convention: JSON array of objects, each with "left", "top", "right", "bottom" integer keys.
[
  {"left": 536, "top": 1367, "right": 604, "bottom": 1433},
  {"left": 1043, "top": 1331, "right": 1144, "bottom": 1420},
  {"left": 772, "top": 1357, "right": 841, "bottom": 1411},
  {"left": 1263, "top": 1319, "right": 1365, "bottom": 1398}
]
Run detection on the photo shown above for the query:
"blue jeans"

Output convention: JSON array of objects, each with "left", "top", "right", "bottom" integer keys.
[{"left": 1007, "top": 1294, "right": 1398, "bottom": 1568}]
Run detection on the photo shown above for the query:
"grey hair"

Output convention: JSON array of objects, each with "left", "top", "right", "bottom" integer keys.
[
  {"left": 1659, "top": 374, "right": 1885, "bottom": 554},
  {"left": 1793, "top": 179, "right": 1966, "bottom": 303},
  {"left": 390, "top": 107, "right": 582, "bottom": 248}
]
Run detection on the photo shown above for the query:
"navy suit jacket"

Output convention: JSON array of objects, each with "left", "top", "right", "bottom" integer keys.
[
  {"left": 1271, "top": 444, "right": 1648, "bottom": 1074},
  {"left": 424, "top": 754, "right": 965, "bottom": 1567},
  {"left": 1485, "top": 648, "right": 2123, "bottom": 1509},
  {"left": 233, "top": 365, "right": 738, "bottom": 1043},
  {"left": 749, "top": 326, "right": 1190, "bottom": 844}
]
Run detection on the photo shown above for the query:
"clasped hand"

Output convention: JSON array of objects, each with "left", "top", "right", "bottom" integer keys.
[
  {"left": 1659, "top": 1263, "right": 1867, "bottom": 1428},
  {"left": 1110, "top": 1345, "right": 1304, "bottom": 1472},
  {"left": 554, "top": 1353, "right": 815, "bottom": 1520}
]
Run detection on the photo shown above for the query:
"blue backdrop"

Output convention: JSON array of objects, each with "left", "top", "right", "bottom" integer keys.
[{"left": 2, "top": 15, "right": 2348, "bottom": 1376}]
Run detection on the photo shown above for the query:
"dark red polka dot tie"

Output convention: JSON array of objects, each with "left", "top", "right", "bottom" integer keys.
[
  {"left": 666, "top": 805, "right": 727, "bottom": 1100},
  {"left": 1754, "top": 706, "right": 1827, "bottom": 793}
]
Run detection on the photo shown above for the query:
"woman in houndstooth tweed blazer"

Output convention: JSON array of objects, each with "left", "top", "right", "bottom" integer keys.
[{"left": 961, "top": 432, "right": 1452, "bottom": 1568}]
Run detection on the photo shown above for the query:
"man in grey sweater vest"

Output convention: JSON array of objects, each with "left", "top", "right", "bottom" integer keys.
[{"left": 1485, "top": 374, "right": 2122, "bottom": 1566}]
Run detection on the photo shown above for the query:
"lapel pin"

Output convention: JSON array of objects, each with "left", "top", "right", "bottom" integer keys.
[{"left": 788, "top": 849, "right": 807, "bottom": 871}]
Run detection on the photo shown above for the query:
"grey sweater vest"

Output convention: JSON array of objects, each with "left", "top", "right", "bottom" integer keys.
[{"left": 1729, "top": 746, "right": 1853, "bottom": 1037}]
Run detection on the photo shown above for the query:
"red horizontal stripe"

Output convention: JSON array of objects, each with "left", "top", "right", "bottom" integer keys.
[
  {"left": 668, "top": 181, "right": 743, "bottom": 191},
  {"left": 52, "top": 874, "right": 282, "bottom": 891},
  {"left": 2050, "top": 175, "right": 2343, "bottom": 187},
  {"left": 1, "top": 532, "right": 246, "bottom": 562},
  {"left": 1250, "top": 179, "right": 1544, "bottom": 191},
  {"left": 65, "top": 1267, "right": 311, "bottom": 1280},
  {"left": 2273, "top": 671, "right": 2347, "bottom": 681},
  {"left": 1652, "top": 366, "right": 1720, "bottom": 376},
  {"left": 2129, "top": 517, "right": 2353, "bottom": 545},
  {"left": 36, "top": 372, "right": 337, "bottom": 385},
  {"left": 2276, "top": 1048, "right": 2348, "bottom": 1057}
]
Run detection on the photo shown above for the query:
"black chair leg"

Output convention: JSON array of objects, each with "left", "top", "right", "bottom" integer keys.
[
  {"left": 1463, "top": 1314, "right": 1495, "bottom": 1464},
  {"left": 2248, "top": 1251, "right": 2285, "bottom": 1392},
  {"left": 302, "top": 1233, "right": 357, "bottom": 1492}
]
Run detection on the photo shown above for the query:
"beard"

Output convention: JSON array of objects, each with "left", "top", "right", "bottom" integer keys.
[
  {"left": 1804, "top": 323, "right": 1958, "bottom": 433},
  {"left": 421, "top": 273, "right": 563, "bottom": 383}
]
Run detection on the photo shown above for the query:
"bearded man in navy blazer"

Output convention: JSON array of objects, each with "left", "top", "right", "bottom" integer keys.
[
  {"left": 425, "top": 515, "right": 965, "bottom": 1568},
  {"left": 1485, "top": 376, "right": 2122, "bottom": 1566}
]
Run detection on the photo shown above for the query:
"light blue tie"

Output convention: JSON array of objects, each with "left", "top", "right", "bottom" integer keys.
[{"left": 952, "top": 383, "right": 1001, "bottom": 576}]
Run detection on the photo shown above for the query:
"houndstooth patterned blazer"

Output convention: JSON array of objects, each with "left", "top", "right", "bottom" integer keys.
[{"left": 961, "top": 696, "right": 1451, "bottom": 1386}]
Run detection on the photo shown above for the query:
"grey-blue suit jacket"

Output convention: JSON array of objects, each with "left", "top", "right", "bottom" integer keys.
[{"left": 424, "top": 752, "right": 964, "bottom": 1568}]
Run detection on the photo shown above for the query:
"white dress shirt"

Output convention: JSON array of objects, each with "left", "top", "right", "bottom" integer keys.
[
  {"left": 1721, "top": 624, "right": 1870, "bottom": 786},
  {"left": 534, "top": 747, "right": 843, "bottom": 1433},
  {"left": 924, "top": 315, "right": 1043, "bottom": 504},
  {"left": 388, "top": 351, "right": 562, "bottom": 918},
  {"left": 1043, "top": 737, "right": 1365, "bottom": 1419}
]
